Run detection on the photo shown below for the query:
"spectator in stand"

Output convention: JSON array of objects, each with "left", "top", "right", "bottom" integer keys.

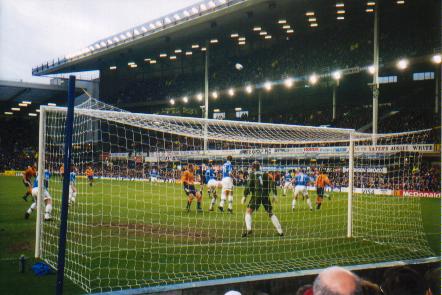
[
  {"left": 313, "top": 266, "right": 362, "bottom": 295},
  {"left": 380, "top": 266, "right": 430, "bottom": 295}
]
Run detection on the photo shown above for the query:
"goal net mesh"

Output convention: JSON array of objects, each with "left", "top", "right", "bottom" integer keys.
[{"left": 37, "top": 98, "right": 436, "bottom": 293}]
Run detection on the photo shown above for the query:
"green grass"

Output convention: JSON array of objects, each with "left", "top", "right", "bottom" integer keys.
[{"left": 0, "top": 175, "right": 439, "bottom": 294}]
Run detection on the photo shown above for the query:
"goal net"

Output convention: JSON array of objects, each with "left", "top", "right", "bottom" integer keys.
[{"left": 36, "top": 98, "right": 437, "bottom": 293}]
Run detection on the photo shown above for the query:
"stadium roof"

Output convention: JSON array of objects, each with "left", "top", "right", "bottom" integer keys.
[
  {"left": 0, "top": 80, "right": 82, "bottom": 117},
  {"left": 32, "top": 0, "right": 422, "bottom": 76}
]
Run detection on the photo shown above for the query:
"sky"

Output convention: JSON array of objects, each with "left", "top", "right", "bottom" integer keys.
[{"left": 0, "top": 0, "right": 200, "bottom": 83}]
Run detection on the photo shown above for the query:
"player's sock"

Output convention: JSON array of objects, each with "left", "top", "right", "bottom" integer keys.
[
  {"left": 27, "top": 202, "right": 36, "bottom": 215},
  {"left": 197, "top": 201, "right": 202, "bottom": 210},
  {"left": 245, "top": 212, "right": 252, "bottom": 232},
  {"left": 219, "top": 192, "right": 226, "bottom": 208},
  {"left": 186, "top": 201, "right": 191, "bottom": 210},
  {"left": 45, "top": 204, "right": 53, "bottom": 220},
  {"left": 306, "top": 198, "right": 313, "bottom": 210},
  {"left": 283, "top": 188, "right": 287, "bottom": 196},
  {"left": 228, "top": 195, "right": 233, "bottom": 210},
  {"left": 291, "top": 199, "right": 296, "bottom": 209},
  {"left": 209, "top": 195, "right": 216, "bottom": 210},
  {"left": 270, "top": 215, "right": 283, "bottom": 235},
  {"left": 317, "top": 203, "right": 322, "bottom": 209}
]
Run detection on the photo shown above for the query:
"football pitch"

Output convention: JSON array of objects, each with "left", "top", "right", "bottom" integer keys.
[{"left": 0, "top": 175, "right": 440, "bottom": 294}]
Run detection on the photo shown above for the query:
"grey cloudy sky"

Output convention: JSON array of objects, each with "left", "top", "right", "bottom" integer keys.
[{"left": 0, "top": 0, "right": 199, "bottom": 83}]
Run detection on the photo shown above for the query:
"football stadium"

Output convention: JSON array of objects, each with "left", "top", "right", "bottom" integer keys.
[{"left": 0, "top": 0, "right": 441, "bottom": 294}]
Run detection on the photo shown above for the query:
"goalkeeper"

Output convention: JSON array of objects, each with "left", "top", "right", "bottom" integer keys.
[{"left": 241, "top": 161, "right": 283, "bottom": 237}]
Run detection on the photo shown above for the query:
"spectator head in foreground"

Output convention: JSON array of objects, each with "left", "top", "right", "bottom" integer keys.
[
  {"left": 381, "top": 266, "right": 429, "bottom": 295},
  {"left": 313, "top": 266, "right": 362, "bottom": 295}
]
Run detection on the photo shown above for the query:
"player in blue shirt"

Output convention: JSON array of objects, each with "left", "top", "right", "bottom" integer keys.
[
  {"left": 282, "top": 171, "right": 293, "bottom": 196},
  {"left": 219, "top": 155, "right": 234, "bottom": 213},
  {"left": 205, "top": 164, "right": 220, "bottom": 211},
  {"left": 25, "top": 169, "right": 53, "bottom": 221},
  {"left": 292, "top": 169, "right": 313, "bottom": 211},
  {"left": 69, "top": 167, "right": 78, "bottom": 204}
]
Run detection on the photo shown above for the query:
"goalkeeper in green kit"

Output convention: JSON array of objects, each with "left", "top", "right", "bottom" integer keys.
[{"left": 241, "top": 161, "right": 284, "bottom": 237}]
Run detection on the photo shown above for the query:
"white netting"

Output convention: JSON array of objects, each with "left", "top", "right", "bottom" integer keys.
[{"left": 37, "top": 98, "right": 436, "bottom": 293}]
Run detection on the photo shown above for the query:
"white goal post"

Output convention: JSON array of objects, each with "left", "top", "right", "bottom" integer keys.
[{"left": 35, "top": 98, "right": 438, "bottom": 293}]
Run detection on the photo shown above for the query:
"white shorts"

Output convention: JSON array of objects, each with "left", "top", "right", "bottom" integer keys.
[
  {"left": 207, "top": 179, "right": 220, "bottom": 189},
  {"left": 294, "top": 185, "right": 308, "bottom": 197},
  {"left": 283, "top": 182, "right": 293, "bottom": 190},
  {"left": 221, "top": 177, "right": 233, "bottom": 192},
  {"left": 150, "top": 177, "right": 158, "bottom": 182},
  {"left": 32, "top": 187, "right": 51, "bottom": 201}
]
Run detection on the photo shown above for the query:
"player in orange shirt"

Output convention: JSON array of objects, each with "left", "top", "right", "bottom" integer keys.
[
  {"left": 59, "top": 164, "right": 65, "bottom": 179},
  {"left": 181, "top": 164, "right": 202, "bottom": 212},
  {"left": 22, "top": 165, "right": 37, "bottom": 201},
  {"left": 315, "top": 169, "right": 331, "bottom": 210},
  {"left": 86, "top": 166, "right": 94, "bottom": 186}
]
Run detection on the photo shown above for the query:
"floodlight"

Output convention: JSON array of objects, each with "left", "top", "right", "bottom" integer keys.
[
  {"left": 130, "top": 64, "right": 137, "bottom": 68},
  {"left": 201, "top": 47, "right": 207, "bottom": 51},
  {"left": 228, "top": 88, "right": 235, "bottom": 96},
  {"left": 210, "top": 39, "right": 218, "bottom": 44},
  {"left": 307, "top": 18, "right": 316, "bottom": 22},
  {"left": 366, "top": 8, "right": 374, "bottom": 12},
  {"left": 259, "top": 31, "right": 267, "bottom": 36},
  {"left": 150, "top": 60, "right": 157, "bottom": 64},
  {"left": 265, "top": 35, "right": 272, "bottom": 39},
  {"left": 337, "top": 16, "right": 345, "bottom": 20},
  {"left": 368, "top": 65, "right": 376, "bottom": 74},
  {"left": 245, "top": 85, "right": 253, "bottom": 94},
  {"left": 182, "top": 96, "right": 189, "bottom": 103},
  {"left": 185, "top": 51, "right": 193, "bottom": 56},
  {"left": 11, "top": 107, "right": 20, "bottom": 111},
  {"left": 22, "top": 101, "right": 31, "bottom": 104},
  {"left": 174, "top": 49, "right": 182, "bottom": 53},
  {"left": 196, "top": 93, "right": 203, "bottom": 101},
  {"left": 287, "top": 29, "right": 294, "bottom": 33},
  {"left": 238, "top": 41, "right": 246, "bottom": 45},
  {"left": 128, "top": 61, "right": 135, "bottom": 65},
  {"left": 432, "top": 54, "right": 442, "bottom": 64},
  {"left": 36, "top": 109, "right": 40, "bottom": 113},
  {"left": 213, "top": 109, "right": 220, "bottom": 113},
  {"left": 234, "top": 107, "right": 242, "bottom": 111},
  {"left": 4, "top": 112, "right": 13, "bottom": 115},
  {"left": 212, "top": 91, "right": 219, "bottom": 99},
  {"left": 170, "top": 55, "right": 177, "bottom": 60},
  {"left": 238, "top": 37, "right": 246, "bottom": 41},
  {"left": 283, "top": 25, "right": 291, "bottom": 29},
  {"left": 336, "top": 3, "right": 345, "bottom": 7},
  {"left": 278, "top": 20, "right": 287, "bottom": 24},
  {"left": 396, "top": 0, "right": 405, "bottom": 4},
  {"left": 264, "top": 81, "right": 272, "bottom": 91},
  {"left": 397, "top": 59, "right": 408, "bottom": 70},
  {"left": 332, "top": 71, "right": 342, "bottom": 80},
  {"left": 159, "top": 53, "right": 167, "bottom": 58},
  {"left": 253, "top": 27, "right": 261, "bottom": 31},
  {"left": 284, "top": 77, "right": 294, "bottom": 88},
  {"left": 306, "top": 11, "right": 315, "bottom": 16},
  {"left": 309, "top": 74, "right": 318, "bottom": 85},
  {"left": 192, "top": 44, "right": 199, "bottom": 48},
  {"left": 48, "top": 103, "right": 56, "bottom": 107},
  {"left": 19, "top": 103, "right": 28, "bottom": 107},
  {"left": 310, "top": 23, "right": 318, "bottom": 27},
  {"left": 29, "top": 113, "right": 37, "bottom": 117},
  {"left": 169, "top": 99, "right": 175, "bottom": 105},
  {"left": 367, "top": 1, "right": 376, "bottom": 6},
  {"left": 337, "top": 10, "right": 345, "bottom": 14},
  {"left": 231, "top": 33, "right": 239, "bottom": 38}
]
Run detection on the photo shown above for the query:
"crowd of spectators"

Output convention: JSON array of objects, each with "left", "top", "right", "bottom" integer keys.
[{"left": 224, "top": 265, "right": 440, "bottom": 295}]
